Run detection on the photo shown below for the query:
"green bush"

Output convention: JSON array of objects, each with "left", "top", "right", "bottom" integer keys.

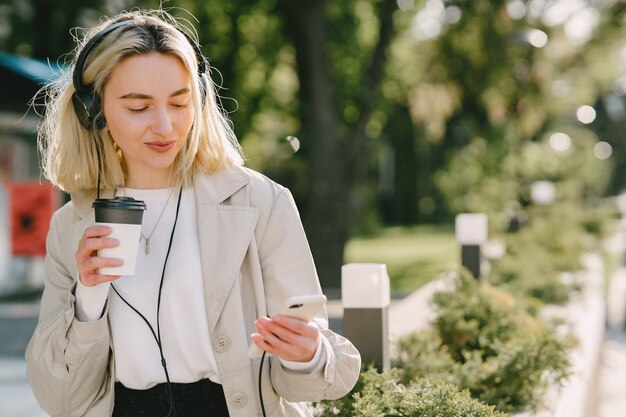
[
  {"left": 395, "top": 273, "right": 572, "bottom": 414},
  {"left": 488, "top": 202, "right": 592, "bottom": 303},
  {"left": 314, "top": 367, "right": 507, "bottom": 417},
  {"left": 394, "top": 329, "right": 457, "bottom": 386},
  {"left": 437, "top": 128, "right": 612, "bottom": 231}
]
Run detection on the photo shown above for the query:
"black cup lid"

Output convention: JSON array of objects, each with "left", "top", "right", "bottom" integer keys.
[{"left": 92, "top": 197, "right": 146, "bottom": 211}]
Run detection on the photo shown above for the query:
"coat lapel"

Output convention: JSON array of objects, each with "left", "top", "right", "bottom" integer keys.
[
  {"left": 69, "top": 169, "right": 260, "bottom": 333},
  {"left": 194, "top": 167, "right": 260, "bottom": 333}
]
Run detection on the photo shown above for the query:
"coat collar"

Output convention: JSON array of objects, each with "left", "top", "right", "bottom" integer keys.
[
  {"left": 193, "top": 166, "right": 259, "bottom": 332},
  {"left": 192, "top": 165, "right": 250, "bottom": 205}
]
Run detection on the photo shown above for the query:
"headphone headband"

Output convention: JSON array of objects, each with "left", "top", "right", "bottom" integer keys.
[
  {"left": 72, "top": 20, "right": 133, "bottom": 93},
  {"left": 72, "top": 18, "right": 208, "bottom": 130}
]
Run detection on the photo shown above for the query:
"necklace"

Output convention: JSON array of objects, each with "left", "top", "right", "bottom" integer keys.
[
  {"left": 114, "top": 186, "right": 177, "bottom": 255},
  {"left": 140, "top": 187, "right": 176, "bottom": 254}
]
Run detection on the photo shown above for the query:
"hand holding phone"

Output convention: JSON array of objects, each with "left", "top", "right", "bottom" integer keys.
[{"left": 248, "top": 294, "right": 327, "bottom": 359}]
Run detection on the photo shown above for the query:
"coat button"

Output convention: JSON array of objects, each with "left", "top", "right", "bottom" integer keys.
[
  {"left": 230, "top": 392, "right": 248, "bottom": 408},
  {"left": 213, "top": 336, "right": 231, "bottom": 353}
]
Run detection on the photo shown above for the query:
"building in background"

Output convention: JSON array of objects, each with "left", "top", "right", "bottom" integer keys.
[{"left": 0, "top": 52, "right": 62, "bottom": 296}]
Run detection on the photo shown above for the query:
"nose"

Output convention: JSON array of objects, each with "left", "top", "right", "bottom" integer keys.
[{"left": 151, "top": 107, "right": 174, "bottom": 136}]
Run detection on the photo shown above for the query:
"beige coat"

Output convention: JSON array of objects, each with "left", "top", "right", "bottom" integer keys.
[{"left": 25, "top": 166, "right": 361, "bottom": 417}]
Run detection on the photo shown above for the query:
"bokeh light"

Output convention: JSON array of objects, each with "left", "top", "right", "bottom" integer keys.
[
  {"left": 397, "top": 0, "right": 415, "bottom": 12},
  {"left": 593, "top": 141, "right": 612, "bottom": 160},
  {"left": 549, "top": 132, "right": 572, "bottom": 152},
  {"left": 527, "top": 29, "right": 548, "bottom": 48},
  {"left": 506, "top": 0, "right": 526, "bottom": 20},
  {"left": 576, "top": 105, "right": 596, "bottom": 124}
]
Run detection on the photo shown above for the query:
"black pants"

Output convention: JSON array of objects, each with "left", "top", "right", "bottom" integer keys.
[{"left": 113, "top": 379, "right": 230, "bottom": 417}]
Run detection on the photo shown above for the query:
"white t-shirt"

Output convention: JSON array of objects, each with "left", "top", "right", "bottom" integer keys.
[
  {"left": 76, "top": 187, "right": 219, "bottom": 388},
  {"left": 74, "top": 186, "right": 322, "bottom": 389}
]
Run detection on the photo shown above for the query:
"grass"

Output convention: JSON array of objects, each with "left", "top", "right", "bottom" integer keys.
[{"left": 344, "top": 224, "right": 458, "bottom": 295}]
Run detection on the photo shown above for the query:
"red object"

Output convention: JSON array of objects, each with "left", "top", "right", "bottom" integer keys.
[{"left": 9, "top": 181, "right": 60, "bottom": 256}]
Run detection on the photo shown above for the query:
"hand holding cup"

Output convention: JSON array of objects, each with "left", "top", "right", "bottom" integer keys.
[
  {"left": 75, "top": 225, "right": 124, "bottom": 287},
  {"left": 77, "top": 196, "right": 146, "bottom": 287}
]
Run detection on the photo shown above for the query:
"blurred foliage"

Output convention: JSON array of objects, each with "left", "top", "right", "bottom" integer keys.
[
  {"left": 314, "top": 366, "right": 506, "bottom": 417},
  {"left": 381, "top": 0, "right": 625, "bottom": 224},
  {"left": 394, "top": 272, "right": 572, "bottom": 414},
  {"left": 3, "top": 0, "right": 626, "bottom": 286},
  {"left": 488, "top": 202, "right": 595, "bottom": 303},
  {"left": 437, "top": 126, "right": 612, "bottom": 232},
  {"left": 0, "top": 0, "right": 106, "bottom": 58}
]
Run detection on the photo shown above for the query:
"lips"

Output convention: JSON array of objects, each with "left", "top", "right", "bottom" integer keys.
[{"left": 145, "top": 141, "right": 176, "bottom": 153}]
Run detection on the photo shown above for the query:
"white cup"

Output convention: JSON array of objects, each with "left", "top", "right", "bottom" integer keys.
[
  {"left": 92, "top": 197, "right": 146, "bottom": 276},
  {"left": 97, "top": 222, "right": 142, "bottom": 275}
]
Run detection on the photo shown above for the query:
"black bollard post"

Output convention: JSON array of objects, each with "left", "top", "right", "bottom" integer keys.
[
  {"left": 455, "top": 213, "right": 488, "bottom": 279},
  {"left": 341, "top": 263, "right": 390, "bottom": 371}
]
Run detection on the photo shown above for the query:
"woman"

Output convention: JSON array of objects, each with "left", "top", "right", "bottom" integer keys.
[{"left": 26, "top": 10, "right": 360, "bottom": 417}]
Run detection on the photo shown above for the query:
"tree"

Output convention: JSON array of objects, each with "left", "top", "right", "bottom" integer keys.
[
  {"left": 0, "top": 0, "right": 107, "bottom": 59},
  {"left": 391, "top": 0, "right": 626, "bottom": 221},
  {"left": 278, "top": 0, "right": 398, "bottom": 289}
]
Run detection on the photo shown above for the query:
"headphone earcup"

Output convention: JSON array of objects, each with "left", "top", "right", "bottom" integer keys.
[{"left": 72, "top": 87, "right": 105, "bottom": 131}]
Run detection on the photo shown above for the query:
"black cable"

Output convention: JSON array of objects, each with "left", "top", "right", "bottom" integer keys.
[
  {"left": 259, "top": 351, "right": 268, "bottom": 417},
  {"left": 111, "top": 185, "right": 183, "bottom": 417},
  {"left": 93, "top": 133, "right": 102, "bottom": 199}
]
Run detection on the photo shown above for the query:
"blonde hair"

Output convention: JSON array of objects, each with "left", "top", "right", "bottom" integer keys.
[{"left": 38, "top": 10, "right": 244, "bottom": 193}]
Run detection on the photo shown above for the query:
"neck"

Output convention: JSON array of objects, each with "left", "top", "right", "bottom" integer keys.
[{"left": 125, "top": 172, "right": 176, "bottom": 190}]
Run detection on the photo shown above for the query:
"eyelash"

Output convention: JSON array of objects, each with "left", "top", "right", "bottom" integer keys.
[{"left": 128, "top": 104, "right": 189, "bottom": 113}]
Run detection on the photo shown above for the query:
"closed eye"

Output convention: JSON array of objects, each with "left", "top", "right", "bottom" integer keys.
[{"left": 128, "top": 107, "right": 148, "bottom": 113}]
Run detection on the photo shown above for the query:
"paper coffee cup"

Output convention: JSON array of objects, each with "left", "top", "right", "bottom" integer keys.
[{"left": 92, "top": 197, "right": 146, "bottom": 276}]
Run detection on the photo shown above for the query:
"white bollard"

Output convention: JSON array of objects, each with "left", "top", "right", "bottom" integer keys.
[
  {"left": 455, "top": 213, "right": 488, "bottom": 279},
  {"left": 342, "top": 263, "right": 391, "bottom": 371}
]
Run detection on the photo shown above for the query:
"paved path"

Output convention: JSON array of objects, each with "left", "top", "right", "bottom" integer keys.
[
  {"left": 588, "top": 264, "right": 626, "bottom": 417},
  {"left": 0, "top": 357, "right": 46, "bottom": 417},
  {"left": 0, "top": 301, "right": 45, "bottom": 417},
  {"left": 592, "top": 330, "right": 626, "bottom": 417},
  {"left": 1, "top": 263, "right": 625, "bottom": 417}
]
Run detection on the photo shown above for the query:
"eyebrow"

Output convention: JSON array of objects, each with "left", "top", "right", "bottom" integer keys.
[{"left": 118, "top": 88, "right": 191, "bottom": 100}]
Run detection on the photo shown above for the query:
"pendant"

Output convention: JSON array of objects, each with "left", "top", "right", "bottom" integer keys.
[{"left": 145, "top": 238, "right": 151, "bottom": 255}]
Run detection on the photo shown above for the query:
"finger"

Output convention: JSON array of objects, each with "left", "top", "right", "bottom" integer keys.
[
  {"left": 81, "top": 274, "right": 122, "bottom": 287},
  {"left": 259, "top": 318, "right": 310, "bottom": 346},
  {"left": 80, "top": 255, "right": 123, "bottom": 272},
  {"left": 77, "top": 226, "right": 114, "bottom": 253},
  {"left": 82, "top": 226, "right": 114, "bottom": 238},
  {"left": 81, "top": 237, "right": 120, "bottom": 254},
  {"left": 78, "top": 259, "right": 123, "bottom": 286},
  {"left": 272, "top": 315, "right": 319, "bottom": 337},
  {"left": 250, "top": 333, "right": 270, "bottom": 350},
  {"left": 256, "top": 317, "right": 292, "bottom": 349},
  {"left": 255, "top": 318, "right": 319, "bottom": 362},
  {"left": 254, "top": 323, "right": 317, "bottom": 362},
  {"left": 75, "top": 238, "right": 119, "bottom": 266},
  {"left": 251, "top": 333, "right": 281, "bottom": 357}
]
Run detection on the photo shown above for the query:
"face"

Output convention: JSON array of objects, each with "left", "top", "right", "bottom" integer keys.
[{"left": 103, "top": 52, "right": 195, "bottom": 188}]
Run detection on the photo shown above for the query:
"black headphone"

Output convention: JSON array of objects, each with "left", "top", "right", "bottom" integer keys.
[{"left": 72, "top": 18, "right": 208, "bottom": 131}]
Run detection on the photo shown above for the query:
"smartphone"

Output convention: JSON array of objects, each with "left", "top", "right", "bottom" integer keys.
[
  {"left": 248, "top": 294, "right": 327, "bottom": 359},
  {"left": 275, "top": 294, "right": 327, "bottom": 321}
]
